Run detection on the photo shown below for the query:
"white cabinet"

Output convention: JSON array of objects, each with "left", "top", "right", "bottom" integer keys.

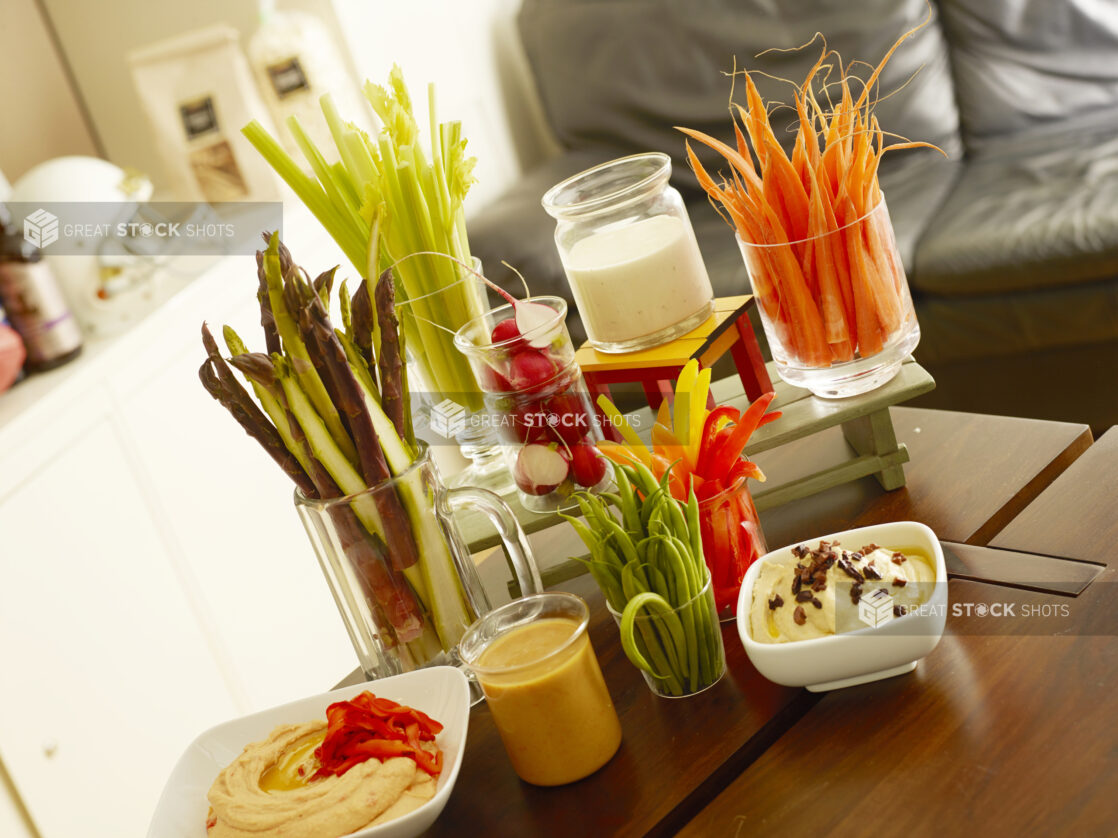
[
  {"left": 0, "top": 227, "right": 359, "bottom": 838},
  {"left": 111, "top": 291, "right": 354, "bottom": 712},
  {"left": 0, "top": 413, "right": 237, "bottom": 838}
]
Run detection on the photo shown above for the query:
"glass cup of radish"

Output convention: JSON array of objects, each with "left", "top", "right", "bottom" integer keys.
[{"left": 454, "top": 296, "right": 611, "bottom": 512}]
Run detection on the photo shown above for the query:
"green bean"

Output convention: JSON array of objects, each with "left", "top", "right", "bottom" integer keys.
[
  {"left": 615, "top": 465, "right": 641, "bottom": 533},
  {"left": 622, "top": 593, "right": 688, "bottom": 684},
  {"left": 565, "top": 462, "right": 725, "bottom": 696},
  {"left": 558, "top": 511, "right": 599, "bottom": 553},
  {"left": 685, "top": 488, "right": 703, "bottom": 570}
]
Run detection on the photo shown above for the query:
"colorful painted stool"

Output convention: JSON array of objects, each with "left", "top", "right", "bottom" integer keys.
[{"left": 575, "top": 295, "right": 773, "bottom": 441}]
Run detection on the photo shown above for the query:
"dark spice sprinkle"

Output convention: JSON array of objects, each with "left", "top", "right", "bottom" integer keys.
[
  {"left": 811, "top": 597, "right": 823, "bottom": 609},
  {"left": 849, "top": 551, "right": 863, "bottom": 561},
  {"left": 792, "top": 575, "right": 802, "bottom": 595},
  {"left": 850, "top": 583, "right": 863, "bottom": 604},
  {"left": 793, "top": 606, "right": 807, "bottom": 625},
  {"left": 795, "top": 590, "right": 815, "bottom": 603},
  {"left": 768, "top": 594, "right": 784, "bottom": 610},
  {"left": 792, "top": 544, "right": 809, "bottom": 558},
  {"left": 893, "top": 578, "right": 908, "bottom": 587},
  {"left": 861, "top": 543, "right": 880, "bottom": 554},
  {"left": 893, "top": 605, "right": 907, "bottom": 617},
  {"left": 892, "top": 551, "right": 907, "bottom": 564},
  {"left": 839, "top": 559, "right": 864, "bottom": 584},
  {"left": 811, "top": 576, "right": 827, "bottom": 592},
  {"left": 864, "top": 564, "right": 882, "bottom": 580}
]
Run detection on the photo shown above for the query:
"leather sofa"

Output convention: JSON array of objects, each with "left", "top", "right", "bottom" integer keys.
[{"left": 469, "top": 0, "right": 1118, "bottom": 432}]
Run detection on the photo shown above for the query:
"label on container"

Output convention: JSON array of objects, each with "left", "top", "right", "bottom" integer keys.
[
  {"left": 179, "top": 96, "right": 219, "bottom": 140},
  {"left": 266, "top": 57, "right": 310, "bottom": 98},
  {"left": 0, "top": 262, "right": 82, "bottom": 365}
]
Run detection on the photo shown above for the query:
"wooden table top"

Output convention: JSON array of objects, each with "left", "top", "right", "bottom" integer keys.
[
  {"left": 680, "top": 426, "right": 1118, "bottom": 838},
  {"left": 419, "top": 409, "right": 1113, "bottom": 837}
]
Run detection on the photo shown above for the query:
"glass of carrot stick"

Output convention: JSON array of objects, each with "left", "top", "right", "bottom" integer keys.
[{"left": 679, "top": 23, "right": 941, "bottom": 398}]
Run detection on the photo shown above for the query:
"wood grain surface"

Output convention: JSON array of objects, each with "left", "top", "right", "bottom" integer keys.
[
  {"left": 334, "top": 411, "right": 1105, "bottom": 836},
  {"left": 754, "top": 408, "right": 1092, "bottom": 551},
  {"left": 679, "top": 575, "right": 1118, "bottom": 838},
  {"left": 424, "top": 573, "right": 820, "bottom": 838},
  {"left": 990, "top": 426, "right": 1118, "bottom": 566},
  {"left": 681, "top": 426, "right": 1118, "bottom": 838}
]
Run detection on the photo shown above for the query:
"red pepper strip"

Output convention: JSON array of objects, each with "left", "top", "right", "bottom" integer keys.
[
  {"left": 708, "top": 392, "right": 778, "bottom": 479},
  {"left": 312, "top": 691, "right": 444, "bottom": 780},
  {"left": 726, "top": 458, "right": 765, "bottom": 486},
  {"left": 696, "top": 406, "right": 740, "bottom": 477},
  {"left": 698, "top": 427, "right": 736, "bottom": 480},
  {"left": 694, "top": 476, "right": 726, "bottom": 503},
  {"left": 758, "top": 411, "right": 782, "bottom": 429}
]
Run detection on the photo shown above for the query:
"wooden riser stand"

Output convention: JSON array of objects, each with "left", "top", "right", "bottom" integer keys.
[{"left": 455, "top": 295, "right": 936, "bottom": 590}]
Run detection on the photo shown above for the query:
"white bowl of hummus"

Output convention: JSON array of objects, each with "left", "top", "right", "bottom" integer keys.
[
  {"left": 147, "top": 666, "right": 470, "bottom": 838},
  {"left": 736, "top": 521, "right": 948, "bottom": 692}
]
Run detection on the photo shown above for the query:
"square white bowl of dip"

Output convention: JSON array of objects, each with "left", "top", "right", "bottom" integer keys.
[
  {"left": 736, "top": 521, "right": 948, "bottom": 692},
  {"left": 148, "top": 666, "right": 470, "bottom": 838}
]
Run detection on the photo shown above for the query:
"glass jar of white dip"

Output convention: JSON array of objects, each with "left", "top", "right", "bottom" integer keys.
[{"left": 541, "top": 152, "right": 714, "bottom": 353}]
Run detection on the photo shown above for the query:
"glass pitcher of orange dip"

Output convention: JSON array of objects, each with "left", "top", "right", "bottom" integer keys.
[{"left": 458, "top": 593, "right": 622, "bottom": 786}]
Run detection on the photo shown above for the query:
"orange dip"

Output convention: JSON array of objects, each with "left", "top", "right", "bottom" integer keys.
[{"left": 476, "top": 617, "right": 621, "bottom": 786}]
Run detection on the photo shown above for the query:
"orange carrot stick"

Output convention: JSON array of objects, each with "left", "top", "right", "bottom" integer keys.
[
  {"left": 676, "top": 125, "right": 763, "bottom": 196},
  {"left": 806, "top": 166, "right": 853, "bottom": 356},
  {"left": 762, "top": 136, "right": 811, "bottom": 244}
]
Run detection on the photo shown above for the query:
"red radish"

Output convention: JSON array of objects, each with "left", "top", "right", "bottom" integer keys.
[
  {"left": 479, "top": 365, "right": 513, "bottom": 392},
  {"left": 514, "top": 443, "right": 569, "bottom": 495},
  {"left": 490, "top": 317, "right": 523, "bottom": 346},
  {"left": 543, "top": 391, "right": 592, "bottom": 444},
  {"left": 508, "top": 350, "right": 558, "bottom": 393},
  {"left": 475, "top": 270, "right": 560, "bottom": 349},
  {"left": 509, "top": 405, "right": 549, "bottom": 443},
  {"left": 569, "top": 442, "right": 607, "bottom": 487}
]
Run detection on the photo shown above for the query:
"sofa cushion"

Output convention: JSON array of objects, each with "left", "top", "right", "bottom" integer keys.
[
  {"left": 516, "top": 0, "right": 963, "bottom": 202},
  {"left": 913, "top": 109, "right": 1118, "bottom": 297},
  {"left": 914, "top": 277, "right": 1118, "bottom": 365},
  {"left": 938, "top": 0, "right": 1118, "bottom": 144}
]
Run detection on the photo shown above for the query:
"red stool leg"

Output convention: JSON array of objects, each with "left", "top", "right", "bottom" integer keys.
[
  {"left": 731, "top": 316, "right": 773, "bottom": 400},
  {"left": 641, "top": 378, "right": 674, "bottom": 412},
  {"left": 584, "top": 372, "right": 622, "bottom": 442}
]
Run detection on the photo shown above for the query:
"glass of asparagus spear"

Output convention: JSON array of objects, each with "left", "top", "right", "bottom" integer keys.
[{"left": 199, "top": 234, "right": 543, "bottom": 681}]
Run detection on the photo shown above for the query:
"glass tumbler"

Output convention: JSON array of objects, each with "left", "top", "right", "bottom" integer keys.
[
  {"left": 295, "top": 442, "right": 543, "bottom": 681},
  {"left": 454, "top": 296, "right": 610, "bottom": 512},
  {"left": 458, "top": 592, "right": 622, "bottom": 786},
  {"left": 736, "top": 197, "right": 920, "bottom": 399},
  {"left": 698, "top": 477, "right": 767, "bottom": 621},
  {"left": 606, "top": 576, "right": 726, "bottom": 699},
  {"left": 542, "top": 152, "right": 714, "bottom": 353}
]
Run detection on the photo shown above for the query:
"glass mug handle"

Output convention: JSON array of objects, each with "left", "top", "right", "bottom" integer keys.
[{"left": 444, "top": 486, "right": 544, "bottom": 598}]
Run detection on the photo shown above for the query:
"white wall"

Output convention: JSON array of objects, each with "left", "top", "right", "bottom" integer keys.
[
  {"left": 0, "top": 0, "right": 99, "bottom": 181},
  {"left": 32, "top": 0, "right": 557, "bottom": 212},
  {"left": 330, "top": 0, "right": 559, "bottom": 210},
  {"left": 38, "top": 0, "right": 361, "bottom": 191}
]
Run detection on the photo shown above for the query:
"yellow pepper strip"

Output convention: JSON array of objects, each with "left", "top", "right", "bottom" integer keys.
[
  {"left": 596, "top": 394, "right": 652, "bottom": 464},
  {"left": 673, "top": 360, "right": 699, "bottom": 448},
  {"left": 687, "top": 366, "right": 712, "bottom": 467},
  {"left": 598, "top": 440, "right": 645, "bottom": 467},
  {"left": 656, "top": 398, "right": 672, "bottom": 432}
]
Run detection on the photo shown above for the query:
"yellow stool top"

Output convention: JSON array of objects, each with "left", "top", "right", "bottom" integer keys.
[{"left": 574, "top": 295, "right": 754, "bottom": 373}]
